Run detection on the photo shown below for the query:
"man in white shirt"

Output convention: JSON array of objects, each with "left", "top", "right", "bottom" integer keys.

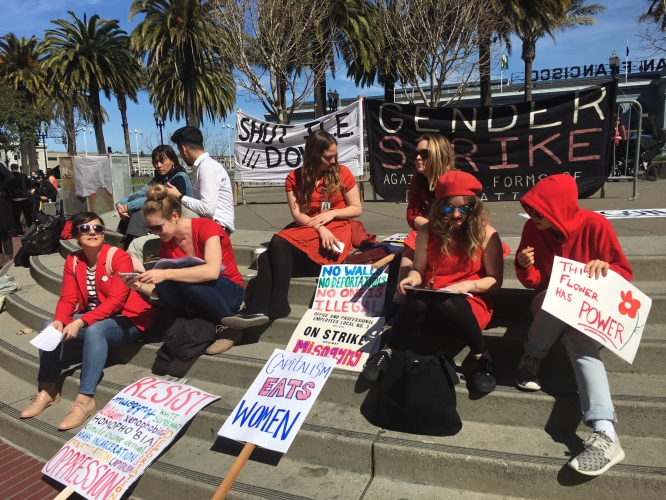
[{"left": 166, "top": 126, "right": 235, "bottom": 233}]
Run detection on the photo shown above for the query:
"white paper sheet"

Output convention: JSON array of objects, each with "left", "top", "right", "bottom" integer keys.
[{"left": 30, "top": 325, "right": 62, "bottom": 352}]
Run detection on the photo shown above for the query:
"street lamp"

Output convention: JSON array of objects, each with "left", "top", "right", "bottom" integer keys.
[
  {"left": 609, "top": 51, "right": 621, "bottom": 78},
  {"left": 133, "top": 129, "right": 143, "bottom": 175},
  {"left": 79, "top": 127, "right": 92, "bottom": 155},
  {"left": 225, "top": 124, "right": 234, "bottom": 168},
  {"left": 327, "top": 89, "right": 339, "bottom": 113},
  {"left": 154, "top": 112, "right": 165, "bottom": 145},
  {"left": 37, "top": 122, "right": 48, "bottom": 172}
]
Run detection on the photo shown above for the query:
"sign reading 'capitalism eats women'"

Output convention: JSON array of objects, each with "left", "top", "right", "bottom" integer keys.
[{"left": 366, "top": 83, "right": 614, "bottom": 202}]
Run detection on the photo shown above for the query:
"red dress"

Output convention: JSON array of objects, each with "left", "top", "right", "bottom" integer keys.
[
  {"left": 404, "top": 173, "right": 434, "bottom": 250},
  {"left": 424, "top": 230, "right": 493, "bottom": 330},
  {"left": 277, "top": 165, "right": 357, "bottom": 265}
]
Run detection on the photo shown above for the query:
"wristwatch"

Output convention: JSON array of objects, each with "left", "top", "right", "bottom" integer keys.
[{"left": 178, "top": 194, "right": 184, "bottom": 201}]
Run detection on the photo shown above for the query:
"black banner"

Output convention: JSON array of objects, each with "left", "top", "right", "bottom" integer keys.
[{"left": 366, "top": 83, "right": 615, "bottom": 202}]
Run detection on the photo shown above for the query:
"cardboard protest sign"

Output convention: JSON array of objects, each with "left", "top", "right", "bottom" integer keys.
[
  {"left": 542, "top": 256, "right": 652, "bottom": 364},
  {"left": 218, "top": 349, "right": 336, "bottom": 454},
  {"left": 42, "top": 377, "right": 219, "bottom": 500},
  {"left": 285, "top": 310, "right": 383, "bottom": 372},
  {"left": 312, "top": 264, "right": 389, "bottom": 316}
]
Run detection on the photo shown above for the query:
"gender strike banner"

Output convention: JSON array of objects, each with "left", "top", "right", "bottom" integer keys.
[
  {"left": 218, "top": 349, "right": 336, "bottom": 454},
  {"left": 234, "top": 100, "right": 364, "bottom": 183},
  {"left": 43, "top": 377, "right": 219, "bottom": 500},
  {"left": 542, "top": 256, "right": 652, "bottom": 364},
  {"left": 285, "top": 310, "right": 383, "bottom": 372},
  {"left": 313, "top": 264, "right": 389, "bottom": 316},
  {"left": 366, "top": 82, "right": 614, "bottom": 202}
]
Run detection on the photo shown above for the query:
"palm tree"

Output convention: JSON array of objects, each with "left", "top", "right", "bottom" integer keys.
[
  {"left": 0, "top": 34, "right": 46, "bottom": 171},
  {"left": 42, "top": 12, "right": 137, "bottom": 154},
  {"left": 130, "top": 0, "right": 235, "bottom": 126}
]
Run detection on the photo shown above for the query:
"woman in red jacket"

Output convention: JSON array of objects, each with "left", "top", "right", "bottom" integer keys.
[
  {"left": 383, "top": 134, "right": 455, "bottom": 322},
  {"left": 21, "top": 212, "right": 155, "bottom": 430}
]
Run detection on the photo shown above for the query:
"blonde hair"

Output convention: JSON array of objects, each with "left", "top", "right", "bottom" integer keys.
[
  {"left": 429, "top": 196, "right": 488, "bottom": 260},
  {"left": 298, "top": 130, "right": 342, "bottom": 214},
  {"left": 419, "top": 134, "right": 455, "bottom": 192},
  {"left": 143, "top": 183, "right": 183, "bottom": 219}
]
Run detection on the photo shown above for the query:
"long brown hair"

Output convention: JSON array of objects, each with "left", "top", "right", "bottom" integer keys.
[
  {"left": 411, "top": 134, "right": 455, "bottom": 195},
  {"left": 298, "top": 130, "right": 342, "bottom": 213},
  {"left": 143, "top": 183, "right": 183, "bottom": 219},
  {"left": 429, "top": 196, "right": 488, "bottom": 260}
]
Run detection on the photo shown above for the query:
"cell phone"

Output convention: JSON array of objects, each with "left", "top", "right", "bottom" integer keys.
[
  {"left": 332, "top": 241, "right": 345, "bottom": 253},
  {"left": 118, "top": 272, "right": 140, "bottom": 278}
]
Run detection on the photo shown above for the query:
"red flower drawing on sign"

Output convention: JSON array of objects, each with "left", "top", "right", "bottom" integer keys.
[{"left": 618, "top": 290, "right": 641, "bottom": 319}]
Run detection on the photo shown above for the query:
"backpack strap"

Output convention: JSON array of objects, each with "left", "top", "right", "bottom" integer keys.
[{"left": 71, "top": 251, "right": 81, "bottom": 278}]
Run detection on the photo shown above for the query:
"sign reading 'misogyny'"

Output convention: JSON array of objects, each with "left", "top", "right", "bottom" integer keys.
[{"left": 514, "top": 58, "right": 666, "bottom": 83}]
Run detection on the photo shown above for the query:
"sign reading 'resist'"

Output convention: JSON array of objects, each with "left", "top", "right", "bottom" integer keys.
[
  {"left": 542, "top": 257, "right": 651, "bottom": 364},
  {"left": 218, "top": 350, "right": 336, "bottom": 454},
  {"left": 234, "top": 101, "right": 364, "bottom": 183}
]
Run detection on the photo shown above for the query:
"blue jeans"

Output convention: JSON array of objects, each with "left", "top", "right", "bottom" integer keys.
[
  {"left": 155, "top": 277, "right": 244, "bottom": 324},
  {"left": 524, "top": 291, "right": 616, "bottom": 427},
  {"left": 38, "top": 315, "right": 142, "bottom": 395}
]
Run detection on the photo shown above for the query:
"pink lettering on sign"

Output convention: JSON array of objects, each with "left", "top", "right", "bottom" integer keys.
[{"left": 576, "top": 301, "right": 625, "bottom": 348}]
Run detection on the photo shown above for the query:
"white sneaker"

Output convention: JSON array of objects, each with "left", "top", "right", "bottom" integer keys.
[
  {"left": 515, "top": 352, "right": 541, "bottom": 391},
  {"left": 568, "top": 431, "right": 625, "bottom": 476}
]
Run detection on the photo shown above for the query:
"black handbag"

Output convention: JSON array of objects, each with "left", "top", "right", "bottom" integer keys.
[
  {"left": 156, "top": 317, "right": 217, "bottom": 364},
  {"left": 360, "top": 351, "right": 462, "bottom": 436}
]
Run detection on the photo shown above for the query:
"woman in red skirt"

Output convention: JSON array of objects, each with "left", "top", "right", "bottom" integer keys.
[
  {"left": 363, "top": 171, "right": 504, "bottom": 393},
  {"left": 223, "top": 130, "right": 362, "bottom": 328}
]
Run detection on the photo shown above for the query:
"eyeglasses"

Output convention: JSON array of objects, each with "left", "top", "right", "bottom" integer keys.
[
  {"left": 443, "top": 205, "right": 471, "bottom": 215},
  {"left": 412, "top": 149, "right": 429, "bottom": 160},
  {"left": 144, "top": 222, "right": 167, "bottom": 233},
  {"left": 77, "top": 224, "right": 105, "bottom": 234},
  {"left": 525, "top": 206, "right": 543, "bottom": 220}
]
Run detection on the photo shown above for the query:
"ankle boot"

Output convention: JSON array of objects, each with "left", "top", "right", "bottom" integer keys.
[
  {"left": 21, "top": 382, "right": 60, "bottom": 418},
  {"left": 58, "top": 394, "right": 96, "bottom": 431}
]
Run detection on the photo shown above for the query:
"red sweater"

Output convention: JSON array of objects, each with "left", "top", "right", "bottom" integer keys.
[
  {"left": 515, "top": 175, "right": 633, "bottom": 292},
  {"left": 54, "top": 244, "right": 156, "bottom": 331},
  {"left": 406, "top": 173, "right": 434, "bottom": 229}
]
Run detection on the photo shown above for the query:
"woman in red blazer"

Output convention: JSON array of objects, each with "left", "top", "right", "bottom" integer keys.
[{"left": 21, "top": 212, "right": 155, "bottom": 430}]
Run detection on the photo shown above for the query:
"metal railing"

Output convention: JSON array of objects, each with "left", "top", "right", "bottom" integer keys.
[{"left": 609, "top": 100, "right": 642, "bottom": 200}]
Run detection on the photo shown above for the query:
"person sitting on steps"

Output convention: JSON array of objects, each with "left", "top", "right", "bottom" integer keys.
[
  {"left": 21, "top": 212, "right": 155, "bottom": 430},
  {"left": 382, "top": 133, "right": 455, "bottom": 325},
  {"left": 362, "top": 171, "right": 504, "bottom": 393},
  {"left": 513, "top": 174, "right": 633, "bottom": 476},
  {"left": 222, "top": 130, "right": 362, "bottom": 329},
  {"left": 125, "top": 184, "right": 245, "bottom": 355}
]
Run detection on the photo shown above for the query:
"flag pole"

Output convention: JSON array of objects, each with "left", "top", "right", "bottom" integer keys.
[{"left": 625, "top": 39, "right": 628, "bottom": 84}]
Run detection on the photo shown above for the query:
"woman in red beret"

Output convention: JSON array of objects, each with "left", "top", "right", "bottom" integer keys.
[{"left": 363, "top": 171, "right": 504, "bottom": 393}]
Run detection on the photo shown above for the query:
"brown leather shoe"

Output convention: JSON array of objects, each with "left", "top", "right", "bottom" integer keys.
[
  {"left": 205, "top": 327, "right": 242, "bottom": 355},
  {"left": 58, "top": 395, "right": 96, "bottom": 431},
  {"left": 21, "top": 384, "right": 60, "bottom": 419}
]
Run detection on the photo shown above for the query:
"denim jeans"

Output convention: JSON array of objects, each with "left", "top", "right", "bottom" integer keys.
[
  {"left": 38, "top": 315, "right": 142, "bottom": 395},
  {"left": 155, "top": 277, "right": 244, "bottom": 324},
  {"left": 524, "top": 291, "right": 616, "bottom": 427}
]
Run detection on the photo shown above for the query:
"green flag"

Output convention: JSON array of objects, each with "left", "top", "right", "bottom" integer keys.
[{"left": 501, "top": 54, "right": 509, "bottom": 71}]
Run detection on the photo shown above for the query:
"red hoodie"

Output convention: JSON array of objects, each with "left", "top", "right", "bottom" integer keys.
[{"left": 514, "top": 175, "right": 633, "bottom": 292}]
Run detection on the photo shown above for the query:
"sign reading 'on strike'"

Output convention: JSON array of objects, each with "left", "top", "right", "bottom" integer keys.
[{"left": 42, "top": 377, "right": 219, "bottom": 500}]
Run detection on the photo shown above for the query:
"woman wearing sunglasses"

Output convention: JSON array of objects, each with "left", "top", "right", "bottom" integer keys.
[
  {"left": 126, "top": 184, "right": 245, "bottom": 354},
  {"left": 363, "top": 171, "right": 504, "bottom": 393},
  {"left": 21, "top": 212, "right": 155, "bottom": 429},
  {"left": 116, "top": 145, "right": 193, "bottom": 249},
  {"left": 383, "top": 134, "right": 455, "bottom": 323}
]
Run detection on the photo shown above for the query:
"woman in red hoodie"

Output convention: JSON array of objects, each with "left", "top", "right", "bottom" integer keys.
[
  {"left": 21, "top": 212, "right": 155, "bottom": 430},
  {"left": 514, "top": 174, "right": 632, "bottom": 476}
]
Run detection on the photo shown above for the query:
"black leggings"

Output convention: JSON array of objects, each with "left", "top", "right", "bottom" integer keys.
[
  {"left": 387, "top": 292, "right": 486, "bottom": 355},
  {"left": 246, "top": 235, "right": 321, "bottom": 317}
]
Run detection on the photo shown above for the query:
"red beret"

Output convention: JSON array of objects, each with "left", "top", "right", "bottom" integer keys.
[{"left": 435, "top": 170, "right": 483, "bottom": 199}]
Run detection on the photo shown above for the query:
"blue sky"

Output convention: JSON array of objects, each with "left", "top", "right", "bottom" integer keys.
[{"left": 0, "top": 0, "right": 655, "bottom": 153}]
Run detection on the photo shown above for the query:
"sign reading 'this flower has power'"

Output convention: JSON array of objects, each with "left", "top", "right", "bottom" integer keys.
[{"left": 542, "top": 256, "right": 652, "bottom": 364}]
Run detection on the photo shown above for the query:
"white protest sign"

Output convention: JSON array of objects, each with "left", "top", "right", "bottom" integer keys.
[
  {"left": 234, "top": 100, "right": 364, "bottom": 183},
  {"left": 285, "top": 310, "right": 384, "bottom": 372},
  {"left": 43, "top": 377, "right": 219, "bottom": 500},
  {"left": 218, "top": 349, "right": 335, "bottom": 454},
  {"left": 312, "top": 264, "right": 389, "bottom": 317},
  {"left": 542, "top": 256, "right": 652, "bottom": 364},
  {"left": 520, "top": 208, "right": 666, "bottom": 219}
]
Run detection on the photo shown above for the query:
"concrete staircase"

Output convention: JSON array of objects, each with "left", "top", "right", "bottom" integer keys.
[{"left": 0, "top": 239, "right": 665, "bottom": 499}]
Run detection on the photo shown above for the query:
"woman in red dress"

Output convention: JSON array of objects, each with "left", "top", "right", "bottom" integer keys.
[
  {"left": 383, "top": 133, "right": 455, "bottom": 322},
  {"left": 223, "top": 130, "right": 362, "bottom": 328},
  {"left": 363, "top": 171, "right": 504, "bottom": 393}
]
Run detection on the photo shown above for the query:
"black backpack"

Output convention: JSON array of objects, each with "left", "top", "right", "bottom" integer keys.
[
  {"left": 155, "top": 317, "right": 217, "bottom": 364},
  {"left": 20, "top": 214, "right": 65, "bottom": 257},
  {"left": 360, "top": 351, "right": 462, "bottom": 436}
]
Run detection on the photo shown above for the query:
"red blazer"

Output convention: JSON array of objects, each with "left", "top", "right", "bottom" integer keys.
[{"left": 54, "top": 244, "right": 155, "bottom": 331}]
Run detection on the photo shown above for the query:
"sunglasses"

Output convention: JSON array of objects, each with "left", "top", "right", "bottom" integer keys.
[
  {"left": 443, "top": 205, "right": 471, "bottom": 215},
  {"left": 78, "top": 224, "right": 105, "bottom": 234},
  {"left": 525, "top": 206, "right": 543, "bottom": 220},
  {"left": 412, "top": 149, "right": 429, "bottom": 160},
  {"left": 144, "top": 222, "right": 166, "bottom": 233}
]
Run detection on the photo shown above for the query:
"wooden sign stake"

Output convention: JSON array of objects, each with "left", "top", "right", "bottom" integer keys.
[
  {"left": 371, "top": 253, "right": 396, "bottom": 269},
  {"left": 211, "top": 442, "right": 256, "bottom": 500},
  {"left": 53, "top": 487, "right": 74, "bottom": 500}
]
